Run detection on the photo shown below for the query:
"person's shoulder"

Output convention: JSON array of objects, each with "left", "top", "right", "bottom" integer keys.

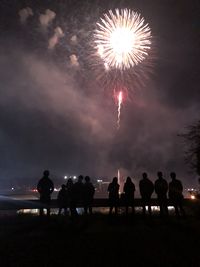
[
  {"left": 176, "top": 179, "right": 182, "bottom": 185},
  {"left": 37, "top": 178, "right": 43, "bottom": 186},
  {"left": 38, "top": 177, "right": 45, "bottom": 183}
]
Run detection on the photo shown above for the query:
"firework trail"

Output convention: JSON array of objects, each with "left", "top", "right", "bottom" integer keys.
[
  {"left": 94, "top": 8, "right": 151, "bottom": 128},
  {"left": 117, "top": 91, "right": 123, "bottom": 129},
  {"left": 117, "top": 168, "right": 121, "bottom": 193}
]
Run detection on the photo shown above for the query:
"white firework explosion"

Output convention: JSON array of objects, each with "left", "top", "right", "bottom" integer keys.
[{"left": 94, "top": 9, "right": 152, "bottom": 70}]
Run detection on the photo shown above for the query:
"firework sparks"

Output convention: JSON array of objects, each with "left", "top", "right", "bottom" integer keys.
[
  {"left": 94, "top": 9, "right": 151, "bottom": 70},
  {"left": 117, "top": 91, "right": 123, "bottom": 129},
  {"left": 117, "top": 168, "right": 121, "bottom": 193}
]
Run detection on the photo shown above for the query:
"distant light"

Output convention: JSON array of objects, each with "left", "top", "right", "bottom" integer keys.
[
  {"left": 64, "top": 176, "right": 67, "bottom": 180},
  {"left": 187, "top": 188, "right": 194, "bottom": 191},
  {"left": 191, "top": 195, "right": 196, "bottom": 200},
  {"left": 97, "top": 179, "right": 103, "bottom": 183},
  {"left": 73, "top": 176, "right": 77, "bottom": 180},
  {"left": 11, "top": 187, "right": 14, "bottom": 191},
  {"left": 32, "top": 189, "right": 37, "bottom": 192}
]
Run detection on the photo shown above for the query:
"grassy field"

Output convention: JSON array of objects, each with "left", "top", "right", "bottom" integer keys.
[{"left": 0, "top": 211, "right": 200, "bottom": 267}]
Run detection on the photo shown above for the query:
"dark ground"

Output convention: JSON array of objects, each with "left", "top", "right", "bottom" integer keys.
[{"left": 0, "top": 210, "right": 200, "bottom": 267}]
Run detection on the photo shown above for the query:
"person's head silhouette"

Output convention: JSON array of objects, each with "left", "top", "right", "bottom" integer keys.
[
  {"left": 170, "top": 172, "right": 176, "bottom": 180},
  {"left": 43, "top": 170, "right": 50, "bottom": 177},
  {"left": 157, "top": 171, "right": 163, "bottom": 179},
  {"left": 78, "top": 175, "right": 84, "bottom": 182},
  {"left": 113, "top": 177, "right": 118, "bottom": 184},
  {"left": 142, "top": 172, "right": 148, "bottom": 179},
  {"left": 67, "top": 178, "right": 73, "bottom": 185},
  {"left": 126, "top": 176, "right": 131, "bottom": 183},
  {"left": 85, "top": 176, "right": 90, "bottom": 182}
]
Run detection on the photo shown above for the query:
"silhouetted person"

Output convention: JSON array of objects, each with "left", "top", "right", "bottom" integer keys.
[
  {"left": 139, "top": 172, "right": 154, "bottom": 216},
  {"left": 155, "top": 171, "right": 169, "bottom": 217},
  {"left": 66, "top": 178, "right": 74, "bottom": 215},
  {"left": 71, "top": 175, "right": 84, "bottom": 215},
  {"left": 57, "top": 184, "right": 68, "bottom": 215},
  {"left": 37, "top": 170, "right": 54, "bottom": 216},
  {"left": 108, "top": 177, "right": 119, "bottom": 215},
  {"left": 83, "top": 176, "right": 95, "bottom": 215},
  {"left": 123, "top": 177, "right": 135, "bottom": 215},
  {"left": 169, "top": 172, "right": 185, "bottom": 217}
]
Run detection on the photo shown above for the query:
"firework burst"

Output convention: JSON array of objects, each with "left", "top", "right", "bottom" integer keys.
[{"left": 94, "top": 9, "right": 151, "bottom": 70}]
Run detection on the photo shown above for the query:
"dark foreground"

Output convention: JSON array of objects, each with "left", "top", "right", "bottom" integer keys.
[{"left": 0, "top": 212, "right": 200, "bottom": 267}]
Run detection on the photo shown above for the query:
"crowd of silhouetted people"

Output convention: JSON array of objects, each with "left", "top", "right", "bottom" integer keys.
[
  {"left": 37, "top": 170, "right": 185, "bottom": 217},
  {"left": 107, "top": 171, "right": 185, "bottom": 217},
  {"left": 37, "top": 171, "right": 95, "bottom": 216}
]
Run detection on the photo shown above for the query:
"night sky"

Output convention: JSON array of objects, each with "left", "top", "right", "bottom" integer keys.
[{"left": 0, "top": 0, "right": 199, "bottom": 188}]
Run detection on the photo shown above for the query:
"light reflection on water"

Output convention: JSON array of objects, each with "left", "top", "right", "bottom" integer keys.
[{"left": 17, "top": 206, "right": 175, "bottom": 216}]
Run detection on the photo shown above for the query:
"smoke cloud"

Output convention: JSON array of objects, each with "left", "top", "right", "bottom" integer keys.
[
  {"left": 70, "top": 54, "right": 79, "bottom": 67},
  {"left": 18, "top": 7, "right": 33, "bottom": 24},
  {"left": 48, "top": 27, "right": 64, "bottom": 49},
  {"left": 0, "top": 0, "right": 200, "bottom": 189},
  {"left": 39, "top": 9, "right": 56, "bottom": 30},
  {"left": 71, "top": 35, "right": 77, "bottom": 44}
]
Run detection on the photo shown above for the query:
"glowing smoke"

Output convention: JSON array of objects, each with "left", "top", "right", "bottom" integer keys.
[
  {"left": 71, "top": 35, "right": 78, "bottom": 44},
  {"left": 18, "top": 7, "right": 33, "bottom": 24},
  {"left": 39, "top": 9, "right": 56, "bottom": 30},
  {"left": 70, "top": 54, "right": 79, "bottom": 67},
  {"left": 48, "top": 27, "right": 64, "bottom": 49}
]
